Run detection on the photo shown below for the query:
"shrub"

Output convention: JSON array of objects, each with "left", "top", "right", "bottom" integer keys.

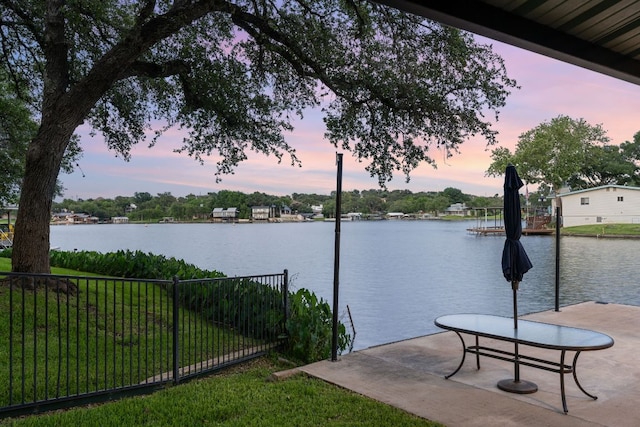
[{"left": 285, "top": 288, "right": 351, "bottom": 364}]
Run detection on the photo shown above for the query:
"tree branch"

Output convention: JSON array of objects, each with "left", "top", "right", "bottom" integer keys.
[
  {"left": 229, "top": 10, "right": 355, "bottom": 104},
  {"left": 124, "top": 59, "right": 190, "bottom": 79},
  {"left": 139, "top": 0, "right": 157, "bottom": 22},
  {"left": 0, "top": 0, "right": 45, "bottom": 46},
  {"left": 42, "top": 0, "right": 70, "bottom": 105},
  {"left": 65, "top": 0, "right": 233, "bottom": 120},
  {"left": 230, "top": 6, "right": 414, "bottom": 112},
  {"left": 123, "top": 59, "right": 203, "bottom": 108}
]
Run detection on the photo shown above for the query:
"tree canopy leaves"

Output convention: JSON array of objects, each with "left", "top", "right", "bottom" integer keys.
[
  {"left": 485, "top": 115, "right": 640, "bottom": 194},
  {"left": 0, "top": 68, "right": 81, "bottom": 205},
  {"left": 2, "top": 0, "right": 517, "bottom": 273},
  {"left": 0, "top": 73, "right": 36, "bottom": 205},
  {"left": 3, "top": 1, "right": 516, "bottom": 185}
]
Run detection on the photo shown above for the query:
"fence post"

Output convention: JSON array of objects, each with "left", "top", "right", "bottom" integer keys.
[
  {"left": 283, "top": 269, "right": 289, "bottom": 325},
  {"left": 172, "top": 276, "right": 180, "bottom": 385}
]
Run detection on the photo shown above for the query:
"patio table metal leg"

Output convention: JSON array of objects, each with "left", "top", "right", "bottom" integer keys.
[
  {"left": 445, "top": 331, "right": 467, "bottom": 379},
  {"left": 572, "top": 351, "right": 598, "bottom": 400},
  {"left": 560, "top": 350, "right": 568, "bottom": 413}
]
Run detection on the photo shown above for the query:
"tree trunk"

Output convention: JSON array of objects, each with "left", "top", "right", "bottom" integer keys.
[{"left": 12, "top": 124, "right": 70, "bottom": 273}]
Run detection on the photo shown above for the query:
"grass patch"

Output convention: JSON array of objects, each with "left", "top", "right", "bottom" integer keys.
[
  {"left": 562, "top": 223, "right": 640, "bottom": 236},
  {"left": 0, "top": 260, "right": 262, "bottom": 408},
  {"left": 0, "top": 357, "right": 442, "bottom": 426},
  {"left": 0, "top": 258, "right": 87, "bottom": 276}
]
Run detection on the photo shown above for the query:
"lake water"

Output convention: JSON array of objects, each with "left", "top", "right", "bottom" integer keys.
[{"left": 50, "top": 220, "right": 640, "bottom": 351}]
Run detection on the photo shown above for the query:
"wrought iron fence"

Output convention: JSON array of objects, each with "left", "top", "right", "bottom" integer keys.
[{"left": 0, "top": 270, "right": 288, "bottom": 418}]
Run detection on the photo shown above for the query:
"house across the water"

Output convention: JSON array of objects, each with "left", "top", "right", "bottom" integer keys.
[{"left": 555, "top": 185, "right": 640, "bottom": 227}]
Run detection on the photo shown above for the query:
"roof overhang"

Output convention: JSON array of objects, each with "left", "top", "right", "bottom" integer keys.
[{"left": 374, "top": 0, "right": 640, "bottom": 86}]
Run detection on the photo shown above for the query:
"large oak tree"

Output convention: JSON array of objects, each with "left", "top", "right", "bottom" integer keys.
[{"left": 1, "top": 0, "right": 517, "bottom": 273}]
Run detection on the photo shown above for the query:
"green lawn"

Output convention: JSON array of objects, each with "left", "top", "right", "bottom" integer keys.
[
  {"left": 562, "top": 223, "right": 640, "bottom": 236},
  {"left": 0, "top": 257, "right": 89, "bottom": 275},
  {"left": 0, "top": 258, "right": 441, "bottom": 426},
  {"left": 1, "top": 358, "right": 441, "bottom": 426}
]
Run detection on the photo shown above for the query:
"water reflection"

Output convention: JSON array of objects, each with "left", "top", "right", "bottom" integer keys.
[{"left": 560, "top": 236, "right": 640, "bottom": 305}]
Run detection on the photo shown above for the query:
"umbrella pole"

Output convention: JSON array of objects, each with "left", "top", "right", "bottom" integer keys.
[
  {"left": 497, "top": 281, "right": 538, "bottom": 394},
  {"left": 513, "top": 282, "right": 519, "bottom": 382},
  {"left": 512, "top": 281, "right": 518, "bottom": 329}
]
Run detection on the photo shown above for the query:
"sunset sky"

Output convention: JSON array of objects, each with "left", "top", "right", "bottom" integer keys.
[{"left": 59, "top": 34, "right": 640, "bottom": 201}]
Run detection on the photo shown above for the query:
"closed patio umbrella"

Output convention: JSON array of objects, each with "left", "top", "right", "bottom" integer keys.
[
  {"left": 501, "top": 164, "right": 532, "bottom": 299},
  {"left": 497, "top": 164, "right": 536, "bottom": 394}
]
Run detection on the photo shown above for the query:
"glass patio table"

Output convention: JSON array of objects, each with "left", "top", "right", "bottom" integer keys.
[{"left": 434, "top": 313, "right": 614, "bottom": 413}]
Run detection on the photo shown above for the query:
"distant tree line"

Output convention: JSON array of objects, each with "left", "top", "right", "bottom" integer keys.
[{"left": 51, "top": 187, "right": 524, "bottom": 223}]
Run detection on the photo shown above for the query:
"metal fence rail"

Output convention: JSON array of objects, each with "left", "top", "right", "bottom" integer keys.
[{"left": 0, "top": 270, "right": 288, "bottom": 418}]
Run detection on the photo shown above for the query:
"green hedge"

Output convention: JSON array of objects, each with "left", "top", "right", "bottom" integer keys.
[
  {"left": 49, "top": 249, "right": 226, "bottom": 279},
  {"left": 48, "top": 250, "right": 284, "bottom": 339}
]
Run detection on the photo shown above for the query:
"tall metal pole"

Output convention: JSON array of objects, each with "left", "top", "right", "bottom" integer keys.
[
  {"left": 555, "top": 206, "right": 561, "bottom": 311},
  {"left": 331, "top": 153, "right": 343, "bottom": 362},
  {"left": 512, "top": 281, "right": 520, "bottom": 382}
]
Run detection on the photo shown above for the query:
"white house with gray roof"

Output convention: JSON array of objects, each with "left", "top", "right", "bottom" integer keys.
[{"left": 556, "top": 185, "right": 640, "bottom": 227}]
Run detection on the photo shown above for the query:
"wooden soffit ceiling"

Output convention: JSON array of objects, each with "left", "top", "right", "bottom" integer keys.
[{"left": 374, "top": 0, "right": 640, "bottom": 86}]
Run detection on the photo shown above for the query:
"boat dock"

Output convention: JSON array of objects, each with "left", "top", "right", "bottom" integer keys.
[
  {"left": 467, "top": 226, "right": 505, "bottom": 236},
  {"left": 467, "top": 207, "right": 505, "bottom": 235},
  {"left": 467, "top": 206, "right": 554, "bottom": 236},
  {"left": 522, "top": 228, "right": 554, "bottom": 236}
]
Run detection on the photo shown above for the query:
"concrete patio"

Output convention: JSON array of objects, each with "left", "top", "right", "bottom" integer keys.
[{"left": 298, "top": 302, "right": 639, "bottom": 426}]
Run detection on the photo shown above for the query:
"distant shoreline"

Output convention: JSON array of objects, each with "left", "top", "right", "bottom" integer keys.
[{"left": 48, "top": 219, "right": 640, "bottom": 239}]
